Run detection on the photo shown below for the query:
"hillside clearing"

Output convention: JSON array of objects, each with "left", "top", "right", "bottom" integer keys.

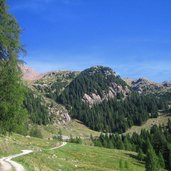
[
  {"left": 38, "top": 119, "right": 100, "bottom": 140},
  {"left": 126, "top": 113, "right": 171, "bottom": 134}
]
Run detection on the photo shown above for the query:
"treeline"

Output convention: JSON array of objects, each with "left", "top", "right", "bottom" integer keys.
[
  {"left": 24, "top": 89, "right": 50, "bottom": 125},
  {"left": 60, "top": 91, "right": 168, "bottom": 133},
  {"left": 92, "top": 120, "right": 171, "bottom": 170}
]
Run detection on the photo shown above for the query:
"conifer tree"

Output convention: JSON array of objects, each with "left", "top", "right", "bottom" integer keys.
[
  {"left": 0, "top": 0, "right": 27, "bottom": 134},
  {"left": 137, "top": 148, "right": 144, "bottom": 161},
  {"left": 145, "top": 141, "right": 160, "bottom": 171},
  {"left": 169, "top": 147, "right": 171, "bottom": 171},
  {"left": 158, "top": 152, "right": 165, "bottom": 169}
]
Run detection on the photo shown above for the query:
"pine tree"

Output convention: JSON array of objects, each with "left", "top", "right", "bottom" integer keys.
[
  {"left": 108, "top": 140, "right": 114, "bottom": 149},
  {"left": 0, "top": 0, "right": 27, "bottom": 134},
  {"left": 145, "top": 141, "right": 160, "bottom": 171},
  {"left": 169, "top": 147, "right": 171, "bottom": 171},
  {"left": 123, "top": 135, "right": 132, "bottom": 150},
  {"left": 158, "top": 152, "right": 165, "bottom": 169},
  {"left": 137, "top": 148, "right": 144, "bottom": 161}
]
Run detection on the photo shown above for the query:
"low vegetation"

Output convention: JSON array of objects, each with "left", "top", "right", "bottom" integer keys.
[
  {"left": 0, "top": 134, "right": 145, "bottom": 171},
  {"left": 93, "top": 120, "right": 171, "bottom": 170}
]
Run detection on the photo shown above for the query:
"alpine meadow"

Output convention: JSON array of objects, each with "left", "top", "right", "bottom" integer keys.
[{"left": 0, "top": 0, "right": 171, "bottom": 171}]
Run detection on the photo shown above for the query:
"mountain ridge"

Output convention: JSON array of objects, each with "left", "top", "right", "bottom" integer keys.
[{"left": 21, "top": 65, "right": 171, "bottom": 133}]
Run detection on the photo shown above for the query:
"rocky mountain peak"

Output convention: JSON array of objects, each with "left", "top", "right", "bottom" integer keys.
[
  {"left": 131, "top": 78, "right": 162, "bottom": 93},
  {"left": 20, "top": 64, "right": 42, "bottom": 82},
  {"left": 59, "top": 66, "right": 130, "bottom": 108},
  {"left": 84, "top": 66, "right": 116, "bottom": 77},
  {"left": 162, "top": 81, "right": 171, "bottom": 88},
  {"left": 133, "top": 77, "right": 156, "bottom": 85}
]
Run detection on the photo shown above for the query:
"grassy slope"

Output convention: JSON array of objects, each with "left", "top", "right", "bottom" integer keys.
[
  {"left": 39, "top": 114, "right": 171, "bottom": 139},
  {"left": 0, "top": 134, "right": 59, "bottom": 157},
  {"left": 0, "top": 134, "right": 145, "bottom": 171},
  {"left": 126, "top": 113, "right": 171, "bottom": 134},
  {"left": 16, "top": 143, "right": 145, "bottom": 171},
  {"left": 38, "top": 119, "right": 100, "bottom": 140}
]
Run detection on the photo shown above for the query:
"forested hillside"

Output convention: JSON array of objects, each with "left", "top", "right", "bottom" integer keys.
[
  {"left": 57, "top": 66, "right": 168, "bottom": 133},
  {"left": 24, "top": 89, "right": 50, "bottom": 125},
  {"left": 58, "top": 66, "right": 129, "bottom": 107}
]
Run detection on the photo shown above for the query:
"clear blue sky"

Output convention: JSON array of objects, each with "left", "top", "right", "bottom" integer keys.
[{"left": 8, "top": 0, "right": 171, "bottom": 82}]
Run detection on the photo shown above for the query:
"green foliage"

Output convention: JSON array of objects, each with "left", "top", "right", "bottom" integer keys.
[
  {"left": 24, "top": 89, "right": 50, "bottom": 125},
  {"left": 119, "top": 159, "right": 123, "bottom": 169},
  {"left": 168, "top": 146, "right": 171, "bottom": 171},
  {"left": 158, "top": 92, "right": 171, "bottom": 102},
  {"left": 58, "top": 66, "right": 127, "bottom": 107},
  {"left": 93, "top": 120, "right": 171, "bottom": 170},
  {"left": 58, "top": 67, "right": 168, "bottom": 133},
  {"left": 57, "top": 129, "right": 62, "bottom": 141},
  {"left": 29, "top": 126, "right": 43, "bottom": 138},
  {"left": 61, "top": 92, "right": 167, "bottom": 133},
  {"left": 124, "top": 161, "right": 129, "bottom": 169},
  {"left": 0, "top": 0, "right": 22, "bottom": 61},
  {"left": 158, "top": 152, "right": 165, "bottom": 169},
  {"left": 145, "top": 141, "right": 159, "bottom": 171},
  {"left": 0, "top": 0, "right": 28, "bottom": 134},
  {"left": 137, "top": 149, "right": 144, "bottom": 161},
  {"left": 69, "top": 135, "right": 82, "bottom": 144},
  {"left": 35, "top": 71, "right": 79, "bottom": 100}
]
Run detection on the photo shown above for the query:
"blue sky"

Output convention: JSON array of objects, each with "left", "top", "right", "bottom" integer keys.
[{"left": 8, "top": 0, "right": 171, "bottom": 82}]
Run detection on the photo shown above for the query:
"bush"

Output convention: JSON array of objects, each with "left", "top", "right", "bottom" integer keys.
[{"left": 30, "top": 126, "right": 43, "bottom": 138}]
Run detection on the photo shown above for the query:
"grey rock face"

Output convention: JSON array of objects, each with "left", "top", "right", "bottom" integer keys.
[{"left": 82, "top": 82, "right": 130, "bottom": 107}]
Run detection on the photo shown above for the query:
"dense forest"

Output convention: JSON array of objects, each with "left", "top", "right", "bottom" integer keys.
[
  {"left": 58, "top": 66, "right": 128, "bottom": 107},
  {"left": 24, "top": 89, "right": 50, "bottom": 125},
  {"left": 92, "top": 120, "right": 171, "bottom": 170},
  {"left": 158, "top": 92, "right": 171, "bottom": 101},
  {"left": 58, "top": 67, "right": 169, "bottom": 133},
  {"left": 71, "top": 93, "right": 168, "bottom": 133}
]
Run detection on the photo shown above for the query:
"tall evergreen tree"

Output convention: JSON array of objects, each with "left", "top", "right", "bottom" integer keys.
[
  {"left": 0, "top": 0, "right": 27, "bottom": 134},
  {"left": 137, "top": 148, "right": 144, "bottom": 161},
  {"left": 158, "top": 152, "right": 165, "bottom": 169},
  {"left": 145, "top": 141, "right": 160, "bottom": 171},
  {"left": 169, "top": 146, "right": 171, "bottom": 171}
]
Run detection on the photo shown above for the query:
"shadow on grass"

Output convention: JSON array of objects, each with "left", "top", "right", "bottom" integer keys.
[{"left": 124, "top": 152, "right": 145, "bottom": 166}]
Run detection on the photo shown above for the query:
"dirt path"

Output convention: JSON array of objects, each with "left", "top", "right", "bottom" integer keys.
[
  {"left": 0, "top": 142, "right": 67, "bottom": 171},
  {"left": 0, "top": 150, "right": 33, "bottom": 171},
  {"left": 49, "top": 142, "right": 67, "bottom": 150},
  {"left": 0, "top": 158, "right": 12, "bottom": 171}
]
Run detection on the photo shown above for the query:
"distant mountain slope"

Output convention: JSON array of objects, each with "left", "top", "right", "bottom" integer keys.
[
  {"left": 124, "top": 78, "right": 171, "bottom": 94},
  {"left": 20, "top": 64, "right": 42, "bottom": 81},
  {"left": 34, "top": 71, "right": 79, "bottom": 99},
  {"left": 21, "top": 65, "right": 170, "bottom": 132},
  {"left": 58, "top": 66, "right": 168, "bottom": 133},
  {"left": 59, "top": 66, "right": 130, "bottom": 107},
  {"left": 24, "top": 88, "right": 71, "bottom": 126},
  {"left": 132, "top": 78, "right": 163, "bottom": 93},
  {"left": 20, "top": 66, "right": 73, "bottom": 126}
]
